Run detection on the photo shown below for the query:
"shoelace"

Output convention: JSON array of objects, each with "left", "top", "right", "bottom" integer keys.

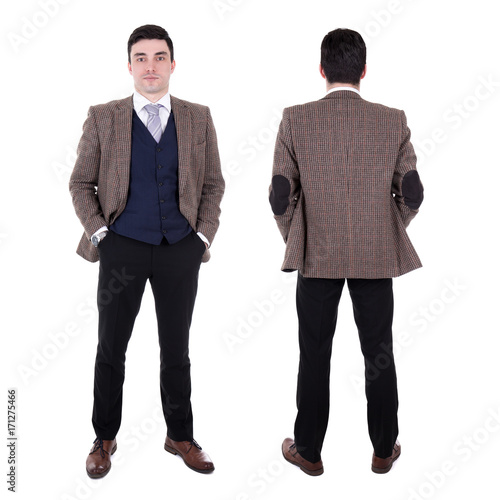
[
  {"left": 191, "top": 439, "right": 202, "bottom": 450},
  {"left": 90, "top": 438, "right": 109, "bottom": 459}
]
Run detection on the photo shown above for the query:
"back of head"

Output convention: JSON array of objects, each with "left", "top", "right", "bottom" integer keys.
[{"left": 321, "top": 29, "right": 366, "bottom": 85}]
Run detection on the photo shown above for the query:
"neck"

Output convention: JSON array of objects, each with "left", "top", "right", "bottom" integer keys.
[
  {"left": 326, "top": 82, "right": 360, "bottom": 92},
  {"left": 136, "top": 89, "right": 169, "bottom": 103}
]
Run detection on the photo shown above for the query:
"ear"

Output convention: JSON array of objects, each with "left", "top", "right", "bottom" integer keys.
[
  {"left": 319, "top": 64, "right": 326, "bottom": 80},
  {"left": 128, "top": 61, "right": 132, "bottom": 75},
  {"left": 170, "top": 60, "right": 176, "bottom": 74},
  {"left": 360, "top": 64, "right": 367, "bottom": 80}
]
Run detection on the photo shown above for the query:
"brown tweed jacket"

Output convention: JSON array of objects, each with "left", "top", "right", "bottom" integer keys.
[
  {"left": 269, "top": 90, "right": 423, "bottom": 279},
  {"left": 69, "top": 95, "right": 225, "bottom": 263}
]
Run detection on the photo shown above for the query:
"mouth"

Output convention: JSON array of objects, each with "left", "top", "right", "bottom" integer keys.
[{"left": 144, "top": 76, "right": 159, "bottom": 81}]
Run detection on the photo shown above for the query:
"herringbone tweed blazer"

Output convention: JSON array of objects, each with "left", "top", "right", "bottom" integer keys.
[
  {"left": 69, "top": 95, "right": 225, "bottom": 263},
  {"left": 270, "top": 90, "right": 423, "bottom": 279}
]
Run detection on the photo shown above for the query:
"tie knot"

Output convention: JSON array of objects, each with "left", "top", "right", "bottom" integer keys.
[{"left": 144, "top": 104, "right": 161, "bottom": 116}]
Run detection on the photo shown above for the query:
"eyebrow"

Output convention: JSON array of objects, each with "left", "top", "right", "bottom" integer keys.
[{"left": 133, "top": 51, "right": 169, "bottom": 58}]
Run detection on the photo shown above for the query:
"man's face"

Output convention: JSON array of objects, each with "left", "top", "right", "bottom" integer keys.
[{"left": 128, "top": 38, "right": 175, "bottom": 100}]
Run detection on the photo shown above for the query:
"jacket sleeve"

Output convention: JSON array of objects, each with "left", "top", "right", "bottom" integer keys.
[
  {"left": 69, "top": 107, "right": 107, "bottom": 240},
  {"left": 391, "top": 111, "right": 424, "bottom": 228},
  {"left": 196, "top": 107, "right": 225, "bottom": 244},
  {"left": 269, "top": 108, "right": 301, "bottom": 242}
]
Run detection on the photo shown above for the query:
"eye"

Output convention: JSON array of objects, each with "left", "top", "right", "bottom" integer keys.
[
  {"left": 137, "top": 57, "right": 145, "bottom": 62},
  {"left": 157, "top": 57, "right": 165, "bottom": 61}
]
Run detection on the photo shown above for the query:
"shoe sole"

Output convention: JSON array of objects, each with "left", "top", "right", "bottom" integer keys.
[
  {"left": 371, "top": 448, "right": 401, "bottom": 474},
  {"left": 282, "top": 447, "right": 324, "bottom": 476},
  {"left": 86, "top": 443, "right": 117, "bottom": 479},
  {"left": 164, "top": 443, "right": 215, "bottom": 474}
]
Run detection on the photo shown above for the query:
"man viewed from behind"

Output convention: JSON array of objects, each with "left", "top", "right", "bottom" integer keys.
[{"left": 269, "top": 28, "right": 423, "bottom": 476}]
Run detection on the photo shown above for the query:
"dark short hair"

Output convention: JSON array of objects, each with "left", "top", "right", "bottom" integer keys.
[
  {"left": 320, "top": 29, "right": 366, "bottom": 85},
  {"left": 128, "top": 24, "right": 174, "bottom": 63}
]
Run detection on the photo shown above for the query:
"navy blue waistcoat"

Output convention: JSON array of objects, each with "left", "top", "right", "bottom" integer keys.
[{"left": 110, "top": 111, "right": 192, "bottom": 244}]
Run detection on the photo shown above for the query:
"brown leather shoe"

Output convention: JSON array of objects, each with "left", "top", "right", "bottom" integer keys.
[
  {"left": 282, "top": 438, "right": 324, "bottom": 476},
  {"left": 372, "top": 440, "right": 401, "bottom": 474},
  {"left": 164, "top": 436, "right": 214, "bottom": 474},
  {"left": 86, "top": 437, "right": 117, "bottom": 479}
]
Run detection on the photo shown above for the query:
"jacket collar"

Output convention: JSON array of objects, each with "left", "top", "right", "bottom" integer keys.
[{"left": 321, "top": 90, "right": 362, "bottom": 101}]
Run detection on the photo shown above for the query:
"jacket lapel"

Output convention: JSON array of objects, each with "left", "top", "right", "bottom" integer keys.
[
  {"left": 171, "top": 95, "right": 190, "bottom": 195},
  {"left": 114, "top": 96, "right": 134, "bottom": 216}
]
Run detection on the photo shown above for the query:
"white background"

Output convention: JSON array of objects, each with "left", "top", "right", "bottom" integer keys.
[{"left": 2, "top": 0, "right": 499, "bottom": 499}]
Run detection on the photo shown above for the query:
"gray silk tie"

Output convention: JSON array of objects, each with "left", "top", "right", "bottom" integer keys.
[{"left": 144, "top": 104, "right": 163, "bottom": 143}]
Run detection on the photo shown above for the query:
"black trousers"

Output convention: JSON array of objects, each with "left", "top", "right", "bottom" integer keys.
[
  {"left": 294, "top": 274, "right": 399, "bottom": 463},
  {"left": 92, "top": 230, "right": 206, "bottom": 441}
]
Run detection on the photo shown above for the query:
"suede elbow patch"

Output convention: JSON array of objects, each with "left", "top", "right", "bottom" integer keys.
[
  {"left": 402, "top": 170, "right": 424, "bottom": 210},
  {"left": 269, "top": 175, "right": 291, "bottom": 215}
]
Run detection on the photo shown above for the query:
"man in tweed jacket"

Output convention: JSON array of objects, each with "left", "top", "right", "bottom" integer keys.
[
  {"left": 70, "top": 25, "right": 224, "bottom": 478},
  {"left": 270, "top": 29, "right": 423, "bottom": 476}
]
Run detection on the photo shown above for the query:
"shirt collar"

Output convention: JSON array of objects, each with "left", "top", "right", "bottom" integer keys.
[
  {"left": 133, "top": 91, "right": 171, "bottom": 114},
  {"left": 326, "top": 86, "right": 360, "bottom": 96}
]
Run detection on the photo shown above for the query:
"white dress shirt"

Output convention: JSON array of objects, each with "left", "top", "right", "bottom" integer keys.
[{"left": 133, "top": 91, "right": 172, "bottom": 133}]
